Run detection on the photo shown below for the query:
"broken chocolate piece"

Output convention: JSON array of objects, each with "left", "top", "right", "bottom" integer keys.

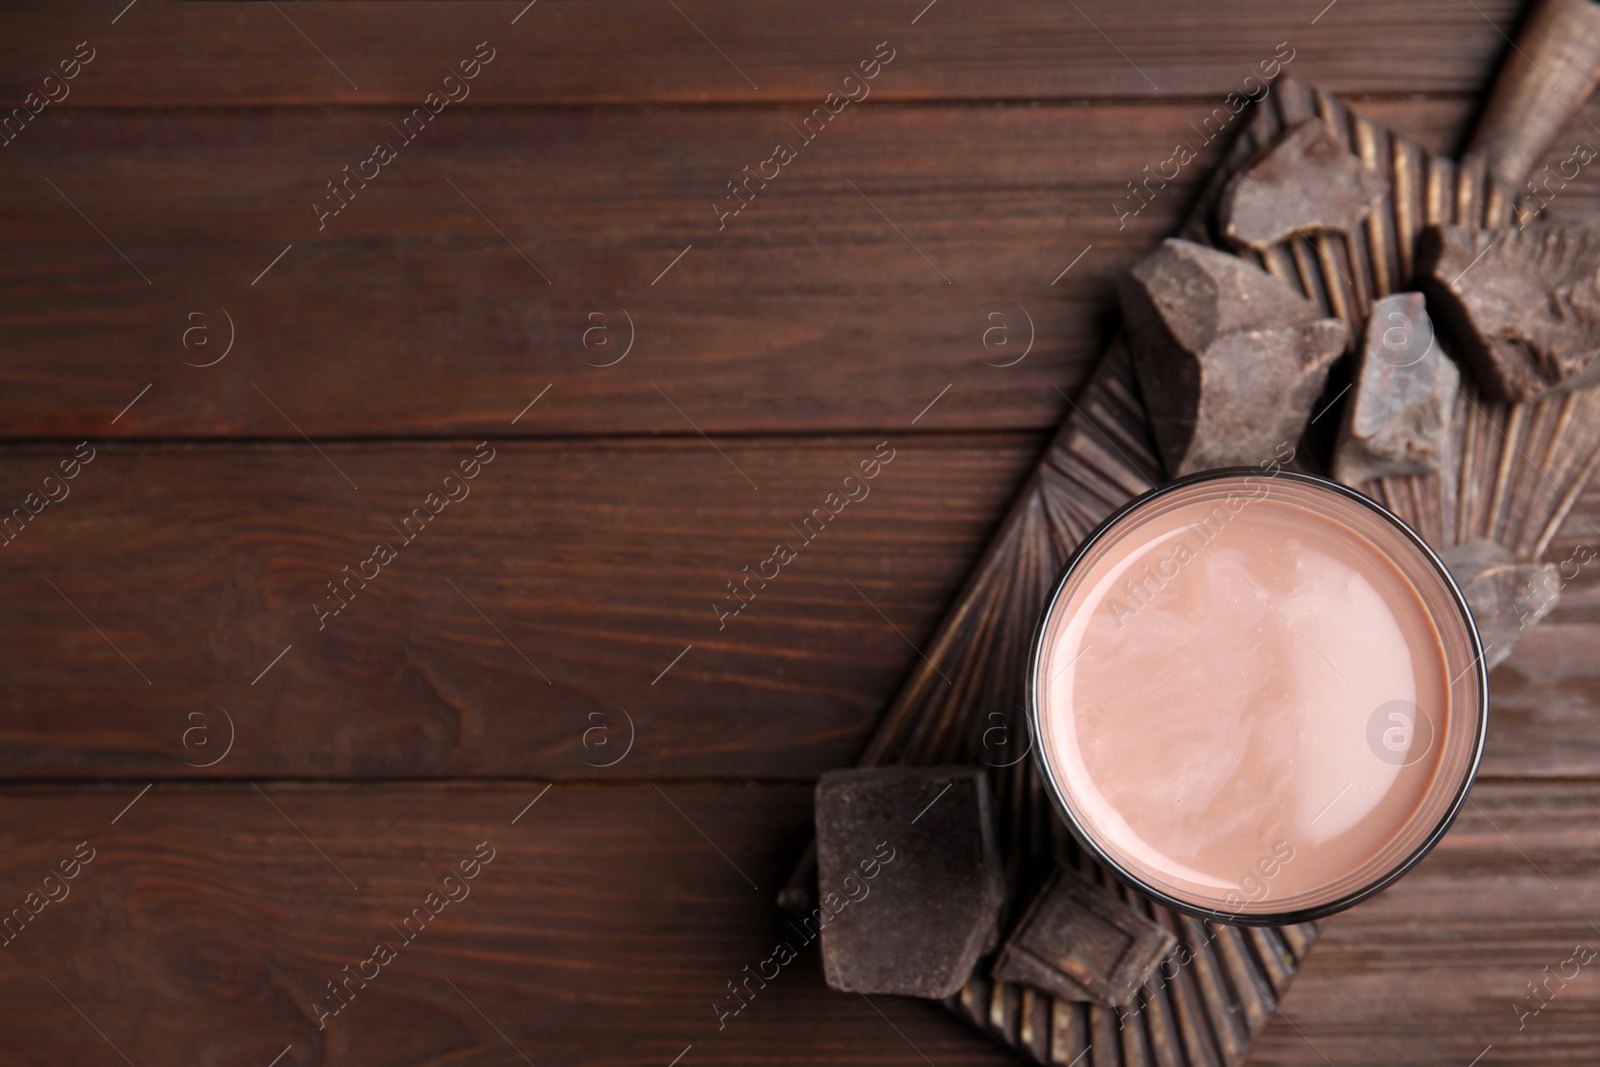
[
  {"left": 1118, "top": 239, "right": 1347, "bottom": 477},
  {"left": 814, "top": 766, "right": 1004, "bottom": 999},
  {"left": 1419, "top": 224, "right": 1600, "bottom": 402},
  {"left": 1332, "top": 291, "right": 1460, "bottom": 485},
  {"left": 992, "top": 865, "right": 1177, "bottom": 1007},
  {"left": 1439, "top": 539, "right": 1560, "bottom": 670},
  {"left": 1219, "top": 117, "right": 1387, "bottom": 251}
]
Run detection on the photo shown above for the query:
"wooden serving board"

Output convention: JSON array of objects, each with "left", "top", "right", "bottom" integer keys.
[{"left": 842, "top": 75, "right": 1600, "bottom": 1066}]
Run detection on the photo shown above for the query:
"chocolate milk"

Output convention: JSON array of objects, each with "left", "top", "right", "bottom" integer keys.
[{"left": 1037, "top": 477, "right": 1463, "bottom": 914}]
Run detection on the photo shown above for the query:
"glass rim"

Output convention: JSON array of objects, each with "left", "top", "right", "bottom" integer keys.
[{"left": 1024, "top": 467, "right": 1489, "bottom": 927}]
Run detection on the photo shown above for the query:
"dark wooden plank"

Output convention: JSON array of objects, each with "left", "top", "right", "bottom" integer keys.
[
  {"left": 0, "top": 99, "right": 1479, "bottom": 440},
  {"left": 0, "top": 781, "right": 1019, "bottom": 1067},
  {"left": 1481, "top": 482, "right": 1600, "bottom": 778},
  {"left": 1483, "top": 622, "right": 1600, "bottom": 780},
  {"left": 0, "top": 779, "right": 1592, "bottom": 1066},
  {"left": 0, "top": 430, "right": 1594, "bottom": 783},
  {"left": 0, "top": 435, "right": 1037, "bottom": 779},
  {"left": 1249, "top": 781, "right": 1600, "bottom": 1065},
  {"left": 0, "top": 0, "right": 1521, "bottom": 106}
]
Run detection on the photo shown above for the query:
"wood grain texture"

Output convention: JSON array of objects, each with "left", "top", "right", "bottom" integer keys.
[
  {"left": 0, "top": 780, "right": 1590, "bottom": 1067},
  {"left": 1465, "top": 0, "right": 1600, "bottom": 186},
  {"left": 0, "top": 99, "right": 1481, "bottom": 440},
  {"left": 1249, "top": 782, "right": 1600, "bottom": 1065},
  {"left": 0, "top": 435, "right": 1037, "bottom": 779},
  {"left": 0, "top": 430, "right": 1592, "bottom": 784},
  {"left": 4, "top": 2, "right": 1600, "bottom": 1065},
  {"left": 0, "top": 781, "right": 1022, "bottom": 1067},
  {"left": 0, "top": 0, "right": 1521, "bottom": 107},
  {"left": 828, "top": 76, "right": 1600, "bottom": 1066},
  {"left": 1479, "top": 621, "right": 1600, "bottom": 778}
]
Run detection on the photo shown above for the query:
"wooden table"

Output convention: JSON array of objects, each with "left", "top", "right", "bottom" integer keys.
[{"left": 2, "top": 2, "right": 1598, "bottom": 1063}]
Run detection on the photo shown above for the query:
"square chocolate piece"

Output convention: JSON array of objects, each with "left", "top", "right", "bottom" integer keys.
[
  {"left": 814, "top": 766, "right": 1005, "bottom": 999},
  {"left": 992, "top": 866, "right": 1177, "bottom": 1007}
]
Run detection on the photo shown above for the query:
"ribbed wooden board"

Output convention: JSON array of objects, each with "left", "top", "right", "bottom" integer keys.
[
  {"left": 1192, "top": 77, "right": 1600, "bottom": 561},
  {"left": 841, "top": 75, "right": 1600, "bottom": 1066}
]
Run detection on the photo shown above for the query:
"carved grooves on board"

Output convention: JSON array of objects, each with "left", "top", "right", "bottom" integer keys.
[{"left": 849, "top": 76, "right": 1598, "bottom": 1065}]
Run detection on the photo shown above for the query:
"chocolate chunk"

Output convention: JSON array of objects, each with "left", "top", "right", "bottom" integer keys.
[
  {"left": 1419, "top": 224, "right": 1600, "bottom": 402},
  {"left": 1332, "top": 292, "right": 1461, "bottom": 485},
  {"left": 1219, "top": 118, "right": 1386, "bottom": 251},
  {"left": 814, "top": 766, "right": 1005, "bottom": 999},
  {"left": 1118, "top": 239, "right": 1347, "bottom": 477},
  {"left": 1439, "top": 539, "right": 1560, "bottom": 670},
  {"left": 992, "top": 866, "right": 1177, "bottom": 1007}
]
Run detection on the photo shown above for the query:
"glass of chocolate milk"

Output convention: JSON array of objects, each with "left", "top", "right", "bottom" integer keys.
[{"left": 1027, "top": 469, "right": 1487, "bottom": 924}]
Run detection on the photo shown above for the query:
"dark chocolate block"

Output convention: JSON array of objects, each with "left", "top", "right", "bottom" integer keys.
[
  {"left": 1332, "top": 291, "right": 1460, "bottom": 485},
  {"left": 814, "top": 766, "right": 1004, "bottom": 999},
  {"left": 1419, "top": 223, "right": 1600, "bottom": 402},
  {"left": 1220, "top": 117, "right": 1386, "bottom": 251},
  {"left": 992, "top": 865, "right": 1177, "bottom": 1007},
  {"left": 1118, "top": 239, "right": 1346, "bottom": 477}
]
